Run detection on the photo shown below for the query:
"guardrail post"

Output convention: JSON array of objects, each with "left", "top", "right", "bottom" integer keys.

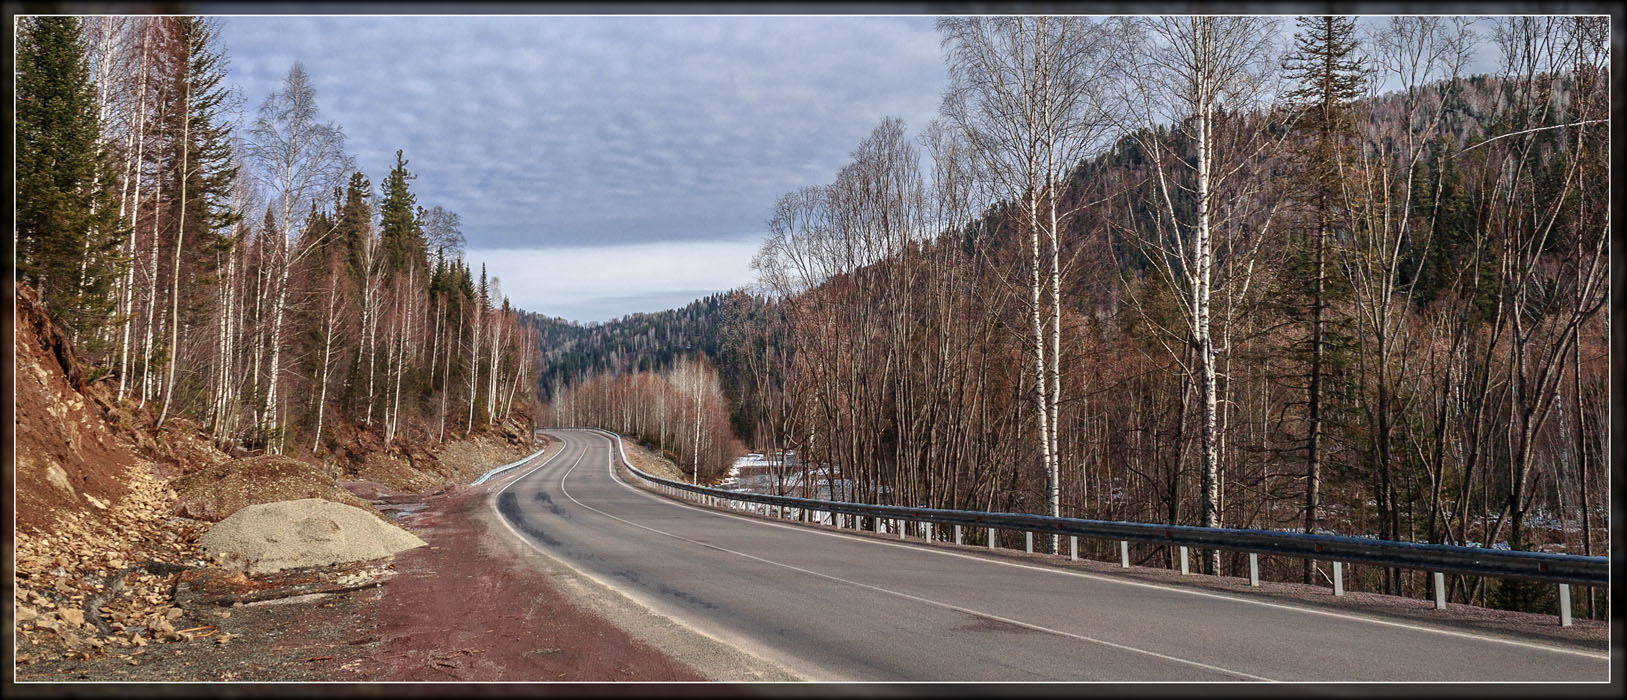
[
  {"left": 874, "top": 516, "right": 882, "bottom": 534},
  {"left": 988, "top": 528, "right": 996, "bottom": 550},
  {"left": 1248, "top": 553, "right": 1259, "bottom": 586},
  {"left": 898, "top": 519, "right": 906, "bottom": 539},
  {"left": 1558, "top": 584, "right": 1572, "bottom": 627},
  {"left": 954, "top": 524, "right": 963, "bottom": 545},
  {"left": 1179, "top": 546, "right": 1189, "bottom": 575},
  {"left": 1120, "top": 541, "right": 1130, "bottom": 568},
  {"left": 1070, "top": 536, "right": 1078, "bottom": 561},
  {"left": 1333, "top": 562, "right": 1344, "bottom": 596},
  {"left": 1433, "top": 572, "right": 1446, "bottom": 609},
  {"left": 1025, "top": 531, "right": 1033, "bottom": 554}
]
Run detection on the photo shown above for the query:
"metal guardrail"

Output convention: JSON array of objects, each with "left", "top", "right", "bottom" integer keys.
[
  {"left": 560, "top": 427, "right": 1608, "bottom": 626},
  {"left": 470, "top": 444, "right": 548, "bottom": 485}
]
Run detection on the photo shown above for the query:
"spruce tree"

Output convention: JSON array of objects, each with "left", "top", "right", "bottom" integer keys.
[
  {"left": 157, "top": 16, "right": 240, "bottom": 425},
  {"left": 15, "top": 16, "right": 126, "bottom": 347},
  {"left": 378, "top": 149, "right": 423, "bottom": 274},
  {"left": 333, "top": 171, "right": 374, "bottom": 279},
  {"left": 1281, "top": 15, "right": 1364, "bottom": 582},
  {"left": 171, "top": 16, "right": 240, "bottom": 263}
]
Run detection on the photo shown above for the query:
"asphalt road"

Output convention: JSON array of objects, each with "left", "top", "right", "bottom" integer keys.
[{"left": 492, "top": 429, "right": 1610, "bottom": 682}]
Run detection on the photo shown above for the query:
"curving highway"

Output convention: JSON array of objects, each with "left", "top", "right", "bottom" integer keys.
[{"left": 490, "top": 429, "right": 1609, "bottom": 682}]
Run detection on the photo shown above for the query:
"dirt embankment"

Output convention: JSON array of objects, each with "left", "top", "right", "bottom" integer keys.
[
  {"left": 325, "top": 413, "right": 536, "bottom": 493},
  {"left": 14, "top": 282, "right": 695, "bottom": 680},
  {"left": 15, "top": 476, "right": 704, "bottom": 682},
  {"left": 173, "top": 455, "right": 386, "bottom": 523},
  {"left": 13, "top": 283, "right": 147, "bottom": 538},
  {"left": 13, "top": 284, "right": 215, "bottom": 666},
  {"left": 621, "top": 439, "right": 691, "bottom": 482}
]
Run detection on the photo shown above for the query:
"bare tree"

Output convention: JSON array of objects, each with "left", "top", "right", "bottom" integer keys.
[
  {"left": 1114, "top": 16, "right": 1285, "bottom": 574},
  {"left": 939, "top": 17, "right": 1113, "bottom": 551},
  {"left": 1477, "top": 16, "right": 1608, "bottom": 568},
  {"left": 422, "top": 205, "right": 464, "bottom": 268},
  {"left": 1340, "top": 17, "right": 1475, "bottom": 593},
  {"left": 244, "top": 61, "right": 351, "bottom": 453}
]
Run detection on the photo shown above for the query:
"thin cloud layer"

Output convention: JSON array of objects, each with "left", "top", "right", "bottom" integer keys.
[{"left": 220, "top": 16, "right": 945, "bottom": 254}]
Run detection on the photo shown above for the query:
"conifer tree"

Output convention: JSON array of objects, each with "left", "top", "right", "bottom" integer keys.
[
  {"left": 158, "top": 16, "right": 240, "bottom": 425},
  {"left": 378, "top": 150, "right": 423, "bottom": 275},
  {"left": 16, "top": 16, "right": 126, "bottom": 348},
  {"left": 1281, "top": 16, "right": 1364, "bottom": 582},
  {"left": 333, "top": 171, "right": 374, "bottom": 279}
]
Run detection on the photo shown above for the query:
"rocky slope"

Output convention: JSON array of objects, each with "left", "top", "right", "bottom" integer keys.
[{"left": 11, "top": 282, "right": 536, "bottom": 672}]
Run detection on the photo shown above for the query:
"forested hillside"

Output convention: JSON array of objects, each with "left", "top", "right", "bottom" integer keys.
[
  {"left": 14, "top": 17, "right": 539, "bottom": 461},
  {"left": 520, "top": 292, "right": 759, "bottom": 397},
  {"left": 556, "top": 17, "right": 1608, "bottom": 618}
]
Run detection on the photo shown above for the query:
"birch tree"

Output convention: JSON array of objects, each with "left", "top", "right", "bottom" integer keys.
[
  {"left": 244, "top": 61, "right": 351, "bottom": 453},
  {"left": 939, "top": 17, "right": 1113, "bottom": 551},
  {"left": 1115, "top": 16, "right": 1284, "bottom": 574},
  {"left": 156, "top": 16, "right": 238, "bottom": 428}
]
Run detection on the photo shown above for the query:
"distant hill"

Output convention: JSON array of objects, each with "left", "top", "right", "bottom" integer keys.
[{"left": 518, "top": 290, "right": 766, "bottom": 401}]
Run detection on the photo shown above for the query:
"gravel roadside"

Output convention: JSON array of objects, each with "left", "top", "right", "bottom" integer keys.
[{"left": 14, "top": 438, "right": 719, "bottom": 683}]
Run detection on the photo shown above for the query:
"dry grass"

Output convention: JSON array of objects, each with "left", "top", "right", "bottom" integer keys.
[{"left": 619, "top": 439, "right": 689, "bottom": 482}]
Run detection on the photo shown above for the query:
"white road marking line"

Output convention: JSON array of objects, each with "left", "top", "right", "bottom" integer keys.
[
  {"left": 555, "top": 436, "right": 1270, "bottom": 682},
  {"left": 489, "top": 433, "right": 817, "bottom": 682},
  {"left": 571, "top": 430, "right": 1610, "bottom": 663}
]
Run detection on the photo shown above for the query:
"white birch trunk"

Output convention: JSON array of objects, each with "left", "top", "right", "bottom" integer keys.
[
  {"left": 157, "top": 57, "right": 191, "bottom": 428},
  {"left": 117, "top": 26, "right": 151, "bottom": 403},
  {"left": 262, "top": 233, "right": 291, "bottom": 454}
]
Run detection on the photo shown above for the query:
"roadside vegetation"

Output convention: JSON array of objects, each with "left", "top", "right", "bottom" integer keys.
[{"left": 549, "top": 17, "right": 1609, "bottom": 619}]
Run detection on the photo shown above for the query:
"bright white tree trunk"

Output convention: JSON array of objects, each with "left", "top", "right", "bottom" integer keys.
[
  {"left": 158, "top": 58, "right": 191, "bottom": 428},
  {"left": 117, "top": 26, "right": 151, "bottom": 403}
]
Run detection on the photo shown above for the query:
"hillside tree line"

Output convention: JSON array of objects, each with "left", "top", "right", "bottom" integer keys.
[
  {"left": 15, "top": 16, "right": 540, "bottom": 460},
  {"left": 724, "top": 16, "right": 1606, "bottom": 616}
]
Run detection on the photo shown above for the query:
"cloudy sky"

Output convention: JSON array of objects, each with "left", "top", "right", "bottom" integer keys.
[
  {"left": 215, "top": 14, "right": 1508, "bottom": 322},
  {"left": 218, "top": 15, "right": 946, "bottom": 322}
]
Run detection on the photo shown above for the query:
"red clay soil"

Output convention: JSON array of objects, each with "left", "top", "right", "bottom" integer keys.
[
  {"left": 357, "top": 484, "right": 706, "bottom": 681},
  {"left": 12, "top": 283, "right": 140, "bottom": 535},
  {"left": 16, "top": 480, "right": 710, "bottom": 682}
]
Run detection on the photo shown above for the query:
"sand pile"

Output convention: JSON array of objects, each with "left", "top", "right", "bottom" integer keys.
[{"left": 199, "top": 499, "right": 426, "bottom": 574}]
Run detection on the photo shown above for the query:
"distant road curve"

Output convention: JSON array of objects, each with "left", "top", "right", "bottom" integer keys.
[{"left": 491, "top": 429, "right": 1609, "bottom": 682}]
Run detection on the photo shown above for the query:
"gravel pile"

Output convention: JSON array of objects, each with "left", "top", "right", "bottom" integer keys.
[{"left": 199, "top": 499, "right": 426, "bottom": 574}]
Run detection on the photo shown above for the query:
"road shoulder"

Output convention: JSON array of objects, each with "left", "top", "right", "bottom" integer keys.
[{"left": 482, "top": 444, "right": 803, "bottom": 682}]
